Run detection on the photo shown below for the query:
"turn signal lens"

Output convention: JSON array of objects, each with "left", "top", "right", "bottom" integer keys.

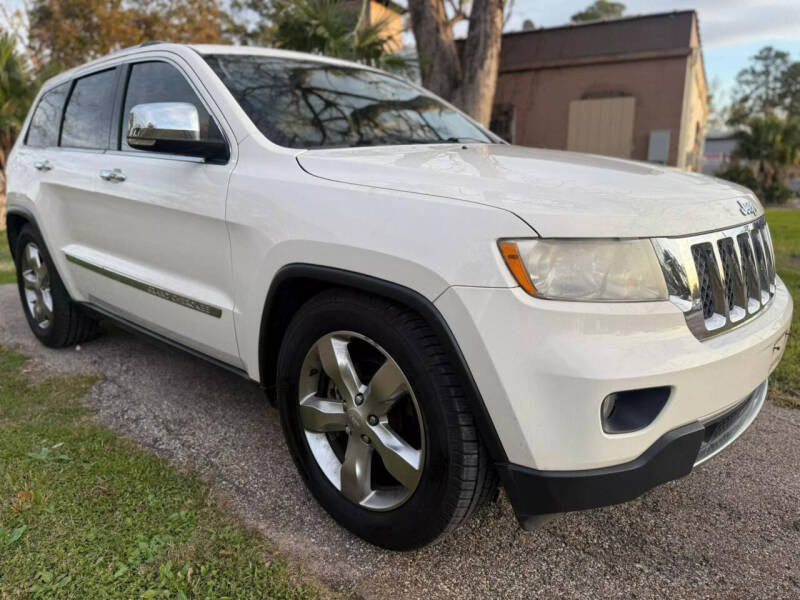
[{"left": 498, "top": 241, "right": 537, "bottom": 295}]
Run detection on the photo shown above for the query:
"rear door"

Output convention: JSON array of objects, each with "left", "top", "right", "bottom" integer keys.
[
  {"left": 61, "top": 57, "right": 240, "bottom": 367},
  {"left": 8, "top": 81, "right": 70, "bottom": 251},
  {"left": 19, "top": 69, "right": 121, "bottom": 306}
]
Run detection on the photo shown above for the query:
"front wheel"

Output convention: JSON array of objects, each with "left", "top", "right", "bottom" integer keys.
[{"left": 276, "top": 289, "right": 496, "bottom": 550}]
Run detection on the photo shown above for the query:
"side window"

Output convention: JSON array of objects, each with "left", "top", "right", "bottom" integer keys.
[
  {"left": 121, "top": 61, "right": 223, "bottom": 152},
  {"left": 25, "top": 83, "right": 70, "bottom": 148},
  {"left": 61, "top": 69, "right": 117, "bottom": 150}
]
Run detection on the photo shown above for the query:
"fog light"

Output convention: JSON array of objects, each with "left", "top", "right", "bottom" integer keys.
[
  {"left": 601, "top": 387, "right": 671, "bottom": 434},
  {"left": 601, "top": 394, "right": 617, "bottom": 420}
]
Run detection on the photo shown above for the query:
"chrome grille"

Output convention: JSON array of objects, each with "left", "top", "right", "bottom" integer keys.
[{"left": 653, "top": 217, "right": 777, "bottom": 340}]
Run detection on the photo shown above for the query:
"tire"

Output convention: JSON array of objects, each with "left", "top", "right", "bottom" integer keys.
[
  {"left": 276, "top": 288, "right": 497, "bottom": 550},
  {"left": 13, "top": 224, "right": 99, "bottom": 348}
]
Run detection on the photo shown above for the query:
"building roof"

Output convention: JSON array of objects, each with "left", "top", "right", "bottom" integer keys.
[
  {"left": 499, "top": 10, "right": 698, "bottom": 71},
  {"left": 345, "top": 0, "right": 405, "bottom": 14},
  {"left": 374, "top": 0, "right": 405, "bottom": 14}
]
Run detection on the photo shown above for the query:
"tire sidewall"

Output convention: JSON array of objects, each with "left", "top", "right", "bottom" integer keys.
[{"left": 277, "top": 294, "right": 460, "bottom": 549}]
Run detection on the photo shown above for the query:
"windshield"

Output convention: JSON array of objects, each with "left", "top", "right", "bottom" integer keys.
[{"left": 204, "top": 54, "right": 496, "bottom": 149}]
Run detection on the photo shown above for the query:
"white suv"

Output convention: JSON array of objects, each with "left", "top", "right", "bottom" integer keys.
[{"left": 6, "top": 44, "right": 793, "bottom": 550}]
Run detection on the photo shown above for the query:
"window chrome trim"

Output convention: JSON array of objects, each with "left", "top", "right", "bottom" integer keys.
[
  {"left": 652, "top": 217, "right": 777, "bottom": 340},
  {"left": 64, "top": 253, "right": 222, "bottom": 318}
]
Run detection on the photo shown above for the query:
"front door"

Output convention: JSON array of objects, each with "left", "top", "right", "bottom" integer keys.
[{"left": 61, "top": 58, "right": 240, "bottom": 367}]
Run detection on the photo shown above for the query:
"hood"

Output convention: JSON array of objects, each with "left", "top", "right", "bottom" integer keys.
[{"left": 296, "top": 144, "right": 763, "bottom": 238}]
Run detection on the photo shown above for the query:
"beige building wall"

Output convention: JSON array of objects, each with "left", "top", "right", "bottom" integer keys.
[
  {"left": 369, "top": 1, "right": 404, "bottom": 52},
  {"left": 492, "top": 12, "right": 709, "bottom": 170},
  {"left": 676, "top": 47, "right": 709, "bottom": 170},
  {"left": 494, "top": 55, "right": 690, "bottom": 164},
  {"left": 347, "top": 0, "right": 404, "bottom": 52}
]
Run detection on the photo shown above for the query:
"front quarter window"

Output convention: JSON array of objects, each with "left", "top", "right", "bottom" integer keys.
[{"left": 204, "top": 54, "right": 495, "bottom": 149}]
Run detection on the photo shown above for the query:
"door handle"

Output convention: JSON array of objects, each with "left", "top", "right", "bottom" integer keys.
[
  {"left": 99, "top": 168, "right": 126, "bottom": 183},
  {"left": 33, "top": 160, "right": 53, "bottom": 172}
]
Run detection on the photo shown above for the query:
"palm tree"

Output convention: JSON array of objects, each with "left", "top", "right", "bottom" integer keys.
[
  {"left": 266, "top": 0, "right": 411, "bottom": 73},
  {"left": 0, "top": 32, "right": 37, "bottom": 223},
  {"left": 733, "top": 115, "right": 800, "bottom": 202}
]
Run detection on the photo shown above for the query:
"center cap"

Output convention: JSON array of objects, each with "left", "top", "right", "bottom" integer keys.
[{"left": 346, "top": 409, "right": 363, "bottom": 432}]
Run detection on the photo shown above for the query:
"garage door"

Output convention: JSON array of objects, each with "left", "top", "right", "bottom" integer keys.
[{"left": 567, "top": 96, "right": 636, "bottom": 158}]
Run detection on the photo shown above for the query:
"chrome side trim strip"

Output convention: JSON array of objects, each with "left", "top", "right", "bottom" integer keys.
[{"left": 65, "top": 253, "right": 223, "bottom": 318}]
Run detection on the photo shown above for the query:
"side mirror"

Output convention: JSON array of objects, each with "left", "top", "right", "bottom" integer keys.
[{"left": 127, "top": 102, "right": 228, "bottom": 162}]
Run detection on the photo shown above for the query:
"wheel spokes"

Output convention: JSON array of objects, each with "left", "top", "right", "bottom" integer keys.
[
  {"left": 40, "top": 295, "right": 54, "bottom": 321},
  {"left": 19, "top": 243, "right": 52, "bottom": 328},
  {"left": 299, "top": 394, "right": 347, "bottom": 432},
  {"left": 33, "top": 255, "right": 46, "bottom": 282},
  {"left": 300, "top": 330, "right": 425, "bottom": 510},
  {"left": 316, "top": 334, "right": 362, "bottom": 402},
  {"left": 24, "top": 244, "right": 37, "bottom": 268},
  {"left": 371, "top": 424, "right": 423, "bottom": 490},
  {"left": 22, "top": 269, "right": 38, "bottom": 290},
  {"left": 365, "top": 359, "right": 407, "bottom": 416},
  {"left": 340, "top": 437, "right": 374, "bottom": 504}
]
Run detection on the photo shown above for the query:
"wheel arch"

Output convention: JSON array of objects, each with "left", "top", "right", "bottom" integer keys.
[
  {"left": 5, "top": 205, "right": 37, "bottom": 260},
  {"left": 258, "top": 263, "right": 509, "bottom": 463}
]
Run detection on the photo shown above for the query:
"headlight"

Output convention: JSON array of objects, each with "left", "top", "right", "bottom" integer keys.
[{"left": 498, "top": 239, "right": 668, "bottom": 301}]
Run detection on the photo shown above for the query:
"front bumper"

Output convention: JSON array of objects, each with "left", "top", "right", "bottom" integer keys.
[
  {"left": 497, "top": 381, "right": 767, "bottom": 528},
  {"left": 434, "top": 276, "right": 792, "bottom": 520}
]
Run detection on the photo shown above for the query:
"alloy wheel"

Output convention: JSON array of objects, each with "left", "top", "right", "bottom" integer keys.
[
  {"left": 20, "top": 243, "right": 53, "bottom": 329},
  {"left": 298, "top": 331, "right": 425, "bottom": 511}
]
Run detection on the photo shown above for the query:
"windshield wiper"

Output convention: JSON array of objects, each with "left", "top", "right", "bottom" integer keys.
[{"left": 441, "top": 136, "right": 490, "bottom": 144}]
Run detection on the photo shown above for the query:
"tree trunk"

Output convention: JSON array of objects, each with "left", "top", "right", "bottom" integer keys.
[
  {"left": 452, "top": 0, "right": 505, "bottom": 125},
  {"left": 407, "top": 0, "right": 461, "bottom": 102},
  {"left": 408, "top": 0, "right": 505, "bottom": 126},
  {"left": 0, "top": 149, "right": 6, "bottom": 231}
]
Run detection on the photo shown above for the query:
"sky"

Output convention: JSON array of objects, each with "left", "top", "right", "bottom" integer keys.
[{"left": 498, "top": 0, "right": 800, "bottom": 101}]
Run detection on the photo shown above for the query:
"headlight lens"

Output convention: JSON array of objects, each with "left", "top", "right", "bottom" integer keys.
[{"left": 498, "top": 239, "right": 668, "bottom": 301}]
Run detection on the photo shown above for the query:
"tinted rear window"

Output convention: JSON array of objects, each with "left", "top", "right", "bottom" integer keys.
[
  {"left": 61, "top": 68, "right": 117, "bottom": 150},
  {"left": 204, "top": 54, "right": 493, "bottom": 149},
  {"left": 26, "top": 83, "right": 70, "bottom": 147}
]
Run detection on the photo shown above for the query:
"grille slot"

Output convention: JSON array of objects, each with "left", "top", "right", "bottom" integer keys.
[
  {"left": 750, "top": 230, "right": 770, "bottom": 296},
  {"left": 760, "top": 226, "right": 776, "bottom": 288},
  {"left": 737, "top": 233, "right": 761, "bottom": 304},
  {"left": 691, "top": 244, "right": 715, "bottom": 319},
  {"left": 654, "top": 217, "right": 777, "bottom": 340},
  {"left": 717, "top": 238, "right": 738, "bottom": 313}
]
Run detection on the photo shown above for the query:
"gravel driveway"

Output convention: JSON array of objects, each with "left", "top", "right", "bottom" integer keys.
[{"left": 1, "top": 284, "right": 798, "bottom": 599}]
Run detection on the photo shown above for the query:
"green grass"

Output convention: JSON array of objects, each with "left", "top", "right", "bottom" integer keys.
[
  {"left": 0, "top": 344, "right": 317, "bottom": 599},
  {"left": 766, "top": 209, "right": 800, "bottom": 408},
  {"left": 0, "top": 241, "right": 14, "bottom": 285}
]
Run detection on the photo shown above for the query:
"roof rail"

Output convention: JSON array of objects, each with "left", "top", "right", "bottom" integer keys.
[{"left": 138, "top": 40, "right": 169, "bottom": 47}]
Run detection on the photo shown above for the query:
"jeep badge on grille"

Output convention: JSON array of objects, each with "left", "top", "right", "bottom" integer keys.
[{"left": 737, "top": 199, "right": 757, "bottom": 216}]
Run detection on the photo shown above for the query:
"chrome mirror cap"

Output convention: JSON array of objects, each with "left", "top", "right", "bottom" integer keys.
[
  {"left": 126, "top": 102, "right": 228, "bottom": 162},
  {"left": 127, "top": 102, "right": 200, "bottom": 147}
]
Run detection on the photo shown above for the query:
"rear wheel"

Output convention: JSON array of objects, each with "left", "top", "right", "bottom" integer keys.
[
  {"left": 276, "top": 289, "right": 497, "bottom": 550},
  {"left": 13, "top": 224, "right": 99, "bottom": 348}
]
